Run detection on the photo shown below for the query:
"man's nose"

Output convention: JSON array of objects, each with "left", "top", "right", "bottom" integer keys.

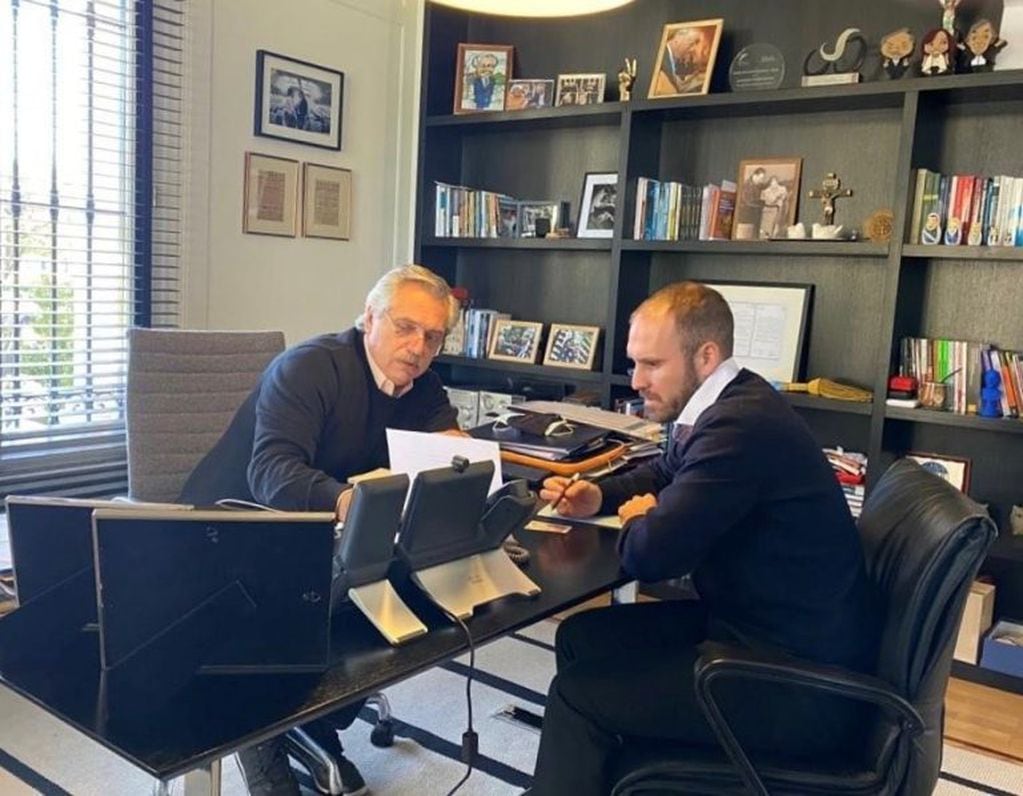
[{"left": 406, "top": 332, "right": 428, "bottom": 356}]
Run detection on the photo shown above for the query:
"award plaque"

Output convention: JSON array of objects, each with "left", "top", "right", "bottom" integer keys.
[
  {"left": 802, "top": 28, "right": 867, "bottom": 86},
  {"left": 728, "top": 43, "right": 785, "bottom": 91}
]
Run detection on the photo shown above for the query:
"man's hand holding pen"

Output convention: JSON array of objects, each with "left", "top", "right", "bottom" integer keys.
[{"left": 539, "top": 473, "right": 603, "bottom": 518}]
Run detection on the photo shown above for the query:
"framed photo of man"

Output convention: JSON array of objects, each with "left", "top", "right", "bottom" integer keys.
[
  {"left": 506, "top": 79, "right": 554, "bottom": 110},
  {"left": 648, "top": 19, "right": 723, "bottom": 98},
  {"left": 577, "top": 172, "right": 618, "bottom": 238},
  {"left": 255, "top": 50, "right": 344, "bottom": 150},
  {"left": 732, "top": 157, "right": 802, "bottom": 240},
  {"left": 454, "top": 43, "right": 514, "bottom": 114}
]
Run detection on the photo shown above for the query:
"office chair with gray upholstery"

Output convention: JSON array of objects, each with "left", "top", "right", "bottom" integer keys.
[
  {"left": 126, "top": 328, "right": 395, "bottom": 796},
  {"left": 610, "top": 458, "right": 997, "bottom": 796}
]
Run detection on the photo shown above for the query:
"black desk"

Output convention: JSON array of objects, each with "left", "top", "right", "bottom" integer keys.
[{"left": 0, "top": 524, "right": 627, "bottom": 794}]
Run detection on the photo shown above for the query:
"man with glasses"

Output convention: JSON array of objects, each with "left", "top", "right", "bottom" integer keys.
[{"left": 179, "top": 264, "right": 459, "bottom": 795}]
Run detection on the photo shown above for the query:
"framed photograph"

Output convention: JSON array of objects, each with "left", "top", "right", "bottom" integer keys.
[
  {"left": 543, "top": 324, "right": 601, "bottom": 370},
  {"left": 506, "top": 79, "right": 554, "bottom": 110},
  {"left": 577, "top": 172, "right": 618, "bottom": 238},
  {"left": 648, "top": 19, "right": 723, "bottom": 98},
  {"left": 488, "top": 319, "right": 544, "bottom": 363},
  {"left": 733, "top": 157, "right": 802, "bottom": 241},
  {"left": 255, "top": 50, "right": 343, "bottom": 150},
  {"left": 518, "top": 201, "right": 560, "bottom": 238},
  {"left": 454, "top": 43, "right": 514, "bottom": 114},
  {"left": 555, "top": 73, "right": 606, "bottom": 107},
  {"left": 702, "top": 281, "right": 812, "bottom": 383},
  {"left": 498, "top": 197, "right": 519, "bottom": 238},
  {"left": 906, "top": 453, "right": 971, "bottom": 492},
  {"left": 302, "top": 163, "right": 352, "bottom": 240},
  {"left": 243, "top": 152, "right": 299, "bottom": 237}
]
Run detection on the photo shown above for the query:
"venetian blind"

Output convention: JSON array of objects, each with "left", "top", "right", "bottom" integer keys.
[{"left": 0, "top": 0, "right": 185, "bottom": 499}]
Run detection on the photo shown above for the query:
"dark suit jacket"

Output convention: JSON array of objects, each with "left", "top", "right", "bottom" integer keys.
[{"left": 599, "top": 369, "right": 878, "bottom": 670}]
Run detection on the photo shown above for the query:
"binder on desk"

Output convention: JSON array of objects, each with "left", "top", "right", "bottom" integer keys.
[{"left": 469, "top": 418, "right": 608, "bottom": 461}]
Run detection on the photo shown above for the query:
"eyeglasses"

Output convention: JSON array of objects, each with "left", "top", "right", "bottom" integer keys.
[{"left": 383, "top": 310, "right": 446, "bottom": 353}]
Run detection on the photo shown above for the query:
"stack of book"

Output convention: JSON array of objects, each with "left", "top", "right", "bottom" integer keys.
[
  {"left": 908, "top": 168, "right": 1023, "bottom": 247},
  {"left": 824, "top": 447, "right": 867, "bottom": 518},
  {"left": 434, "top": 181, "right": 509, "bottom": 238},
  {"left": 632, "top": 177, "right": 736, "bottom": 241}
]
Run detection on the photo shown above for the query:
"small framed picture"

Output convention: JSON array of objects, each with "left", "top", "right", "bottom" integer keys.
[
  {"left": 506, "top": 79, "right": 554, "bottom": 110},
  {"left": 906, "top": 453, "right": 971, "bottom": 492},
  {"left": 543, "top": 324, "right": 600, "bottom": 370},
  {"left": 302, "top": 163, "right": 352, "bottom": 240},
  {"left": 454, "top": 43, "right": 514, "bottom": 114},
  {"left": 577, "top": 172, "right": 618, "bottom": 238},
  {"left": 243, "top": 152, "right": 299, "bottom": 237},
  {"left": 648, "top": 19, "right": 724, "bottom": 98},
  {"left": 255, "top": 51, "right": 344, "bottom": 150},
  {"left": 498, "top": 197, "right": 519, "bottom": 238},
  {"left": 518, "top": 201, "right": 560, "bottom": 238},
  {"left": 488, "top": 319, "right": 544, "bottom": 363},
  {"left": 555, "top": 73, "right": 606, "bottom": 106},
  {"left": 733, "top": 157, "right": 802, "bottom": 241}
]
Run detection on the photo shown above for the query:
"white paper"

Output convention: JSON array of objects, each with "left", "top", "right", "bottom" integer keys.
[
  {"left": 386, "top": 429, "right": 503, "bottom": 495},
  {"left": 536, "top": 503, "right": 623, "bottom": 529}
]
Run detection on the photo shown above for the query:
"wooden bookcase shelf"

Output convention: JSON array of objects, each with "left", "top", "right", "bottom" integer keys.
[{"left": 415, "top": 0, "right": 1023, "bottom": 694}]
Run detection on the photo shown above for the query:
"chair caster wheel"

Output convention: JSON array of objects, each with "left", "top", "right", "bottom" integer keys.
[{"left": 370, "top": 719, "right": 395, "bottom": 747}]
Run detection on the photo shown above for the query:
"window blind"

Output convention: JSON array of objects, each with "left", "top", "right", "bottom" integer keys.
[{"left": 0, "top": 0, "right": 184, "bottom": 499}]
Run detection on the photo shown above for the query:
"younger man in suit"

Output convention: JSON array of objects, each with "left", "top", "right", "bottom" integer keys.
[{"left": 531, "top": 282, "right": 879, "bottom": 796}]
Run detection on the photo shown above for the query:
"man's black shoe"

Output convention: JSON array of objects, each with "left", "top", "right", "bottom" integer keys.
[
  {"left": 299, "top": 720, "right": 368, "bottom": 796},
  {"left": 237, "top": 739, "right": 300, "bottom": 796}
]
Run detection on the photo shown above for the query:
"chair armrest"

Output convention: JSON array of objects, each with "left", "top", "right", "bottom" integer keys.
[{"left": 692, "top": 642, "right": 923, "bottom": 796}]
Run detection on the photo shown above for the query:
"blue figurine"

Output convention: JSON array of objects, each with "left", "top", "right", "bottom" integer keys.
[{"left": 980, "top": 368, "right": 1003, "bottom": 417}]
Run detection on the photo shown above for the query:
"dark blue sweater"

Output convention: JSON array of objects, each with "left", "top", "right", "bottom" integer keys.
[
  {"left": 179, "top": 328, "right": 457, "bottom": 511},
  {"left": 600, "top": 369, "right": 878, "bottom": 670}
]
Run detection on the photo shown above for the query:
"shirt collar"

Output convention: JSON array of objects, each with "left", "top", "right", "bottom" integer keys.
[
  {"left": 362, "top": 334, "right": 413, "bottom": 398},
  {"left": 676, "top": 357, "right": 741, "bottom": 427}
]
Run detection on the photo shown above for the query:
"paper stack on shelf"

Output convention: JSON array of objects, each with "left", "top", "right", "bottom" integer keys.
[{"left": 824, "top": 446, "right": 867, "bottom": 518}]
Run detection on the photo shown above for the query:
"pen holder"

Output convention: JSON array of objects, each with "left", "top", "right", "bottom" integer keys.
[{"left": 919, "top": 381, "right": 948, "bottom": 410}]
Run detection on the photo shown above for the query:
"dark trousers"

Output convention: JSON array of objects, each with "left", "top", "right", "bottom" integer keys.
[{"left": 531, "top": 602, "right": 868, "bottom": 796}]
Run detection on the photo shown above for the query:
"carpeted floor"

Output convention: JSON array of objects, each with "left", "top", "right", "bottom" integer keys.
[{"left": 1, "top": 618, "right": 1022, "bottom": 795}]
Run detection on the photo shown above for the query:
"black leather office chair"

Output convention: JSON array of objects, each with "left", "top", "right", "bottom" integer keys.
[{"left": 610, "top": 458, "right": 997, "bottom": 796}]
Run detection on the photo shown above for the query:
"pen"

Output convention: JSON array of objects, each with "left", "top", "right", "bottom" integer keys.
[{"left": 552, "top": 472, "right": 582, "bottom": 513}]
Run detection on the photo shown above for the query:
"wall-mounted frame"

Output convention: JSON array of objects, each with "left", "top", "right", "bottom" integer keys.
[
  {"left": 703, "top": 281, "right": 812, "bottom": 383},
  {"left": 543, "top": 324, "right": 601, "bottom": 370},
  {"left": 577, "top": 172, "right": 618, "bottom": 238},
  {"left": 454, "top": 43, "right": 514, "bottom": 114},
  {"left": 905, "top": 453, "right": 971, "bottom": 492},
  {"left": 255, "top": 50, "right": 344, "bottom": 150},
  {"left": 488, "top": 319, "right": 544, "bottom": 363},
  {"left": 302, "top": 163, "right": 352, "bottom": 240},
  {"left": 243, "top": 152, "right": 299, "bottom": 237}
]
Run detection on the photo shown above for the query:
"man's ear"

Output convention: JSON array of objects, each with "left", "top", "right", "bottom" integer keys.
[
  {"left": 362, "top": 306, "right": 375, "bottom": 334},
  {"left": 693, "top": 341, "right": 723, "bottom": 380}
]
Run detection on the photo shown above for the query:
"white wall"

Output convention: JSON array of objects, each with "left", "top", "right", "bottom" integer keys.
[{"left": 182, "top": 0, "right": 424, "bottom": 342}]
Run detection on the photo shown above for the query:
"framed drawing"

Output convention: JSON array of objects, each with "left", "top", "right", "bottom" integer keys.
[
  {"left": 255, "top": 50, "right": 344, "bottom": 150},
  {"left": 577, "top": 172, "right": 618, "bottom": 238},
  {"left": 488, "top": 319, "right": 544, "bottom": 363},
  {"left": 454, "top": 43, "right": 514, "bottom": 114},
  {"left": 506, "top": 79, "right": 554, "bottom": 110},
  {"left": 518, "top": 201, "right": 559, "bottom": 238},
  {"left": 702, "top": 281, "right": 812, "bottom": 382},
  {"left": 555, "top": 73, "right": 606, "bottom": 106},
  {"left": 302, "top": 163, "right": 352, "bottom": 240},
  {"left": 543, "top": 324, "right": 600, "bottom": 370},
  {"left": 905, "top": 453, "right": 971, "bottom": 492},
  {"left": 648, "top": 19, "right": 723, "bottom": 98},
  {"left": 243, "top": 152, "right": 299, "bottom": 237},
  {"left": 733, "top": 157, "right": 802, "bottom": 240}
]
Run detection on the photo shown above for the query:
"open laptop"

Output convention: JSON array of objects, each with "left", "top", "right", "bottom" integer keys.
[{"left": 92, "top": 508, "right": 336, "bottom": 674}]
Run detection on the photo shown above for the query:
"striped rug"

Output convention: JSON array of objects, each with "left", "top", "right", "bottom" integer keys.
[{"left": 0, "top": 618, "right": 1021, "bottom": 794}]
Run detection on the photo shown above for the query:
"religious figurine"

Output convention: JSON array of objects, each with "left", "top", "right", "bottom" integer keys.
[
  {"left": 617, "top": 57, "right": 637, "bottom": 101},
  {"left": 960, "top": 19, "right": 1007, "bottom": 72},
  {"left": 808, "top": 172, "right": 853, "bottom": 227},
  {"left": 979, "top": 368, "right": 1003, "bottom": 417},
  {"left": 921, "top": 28, "right": 955, "bottom": 75},
  {"left": 940, "top": 0, "right": 961, "bottom": 35},
  {"left": 880, "top": 28, "right": 915, "bottom": 79}
]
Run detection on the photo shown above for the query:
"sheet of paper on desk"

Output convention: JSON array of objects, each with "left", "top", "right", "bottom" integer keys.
[
  {"left": 386, "top": 428, "right": 503, "bottom": 494},
  {"left": 536, "top": 503, "right": 623, "bottom": 529}
]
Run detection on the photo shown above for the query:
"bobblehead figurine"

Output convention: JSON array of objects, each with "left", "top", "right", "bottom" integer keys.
[
  {"left": 881, "top": 28, "right": 915, "bottom": 78},
  {"left": 960, "top": 19, "right": 1007, "bottom": 72},
  {"left": 921, "top": 28, "right": 955, "bottom": 75}
]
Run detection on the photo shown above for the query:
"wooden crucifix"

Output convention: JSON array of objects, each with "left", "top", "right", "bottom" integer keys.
[{"left": 808, "top": 172, "right": 853, "bottom": 226}]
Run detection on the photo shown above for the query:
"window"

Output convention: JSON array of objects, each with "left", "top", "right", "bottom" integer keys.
[{"left": 0, "top": 0, "right": 183, "bottom": 498}]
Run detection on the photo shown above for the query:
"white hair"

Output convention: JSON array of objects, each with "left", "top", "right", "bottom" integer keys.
[{"left": 355, "top": 264, "right": 458, "bottom": 331}]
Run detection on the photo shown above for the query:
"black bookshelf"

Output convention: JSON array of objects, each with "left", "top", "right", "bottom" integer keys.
[{"left": 415, "top": 0, "right": 1022, "bottom": 693}]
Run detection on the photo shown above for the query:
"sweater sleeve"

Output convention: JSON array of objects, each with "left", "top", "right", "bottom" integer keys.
[
  {"left": 247, "top": 346, "right": 346, "bottom": 511},
  {"left": 416, "top": 371, "right": 459, "bottom": 432},
  {"left": 616, "top": 411, "right": 760, "bottom": 582}
]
